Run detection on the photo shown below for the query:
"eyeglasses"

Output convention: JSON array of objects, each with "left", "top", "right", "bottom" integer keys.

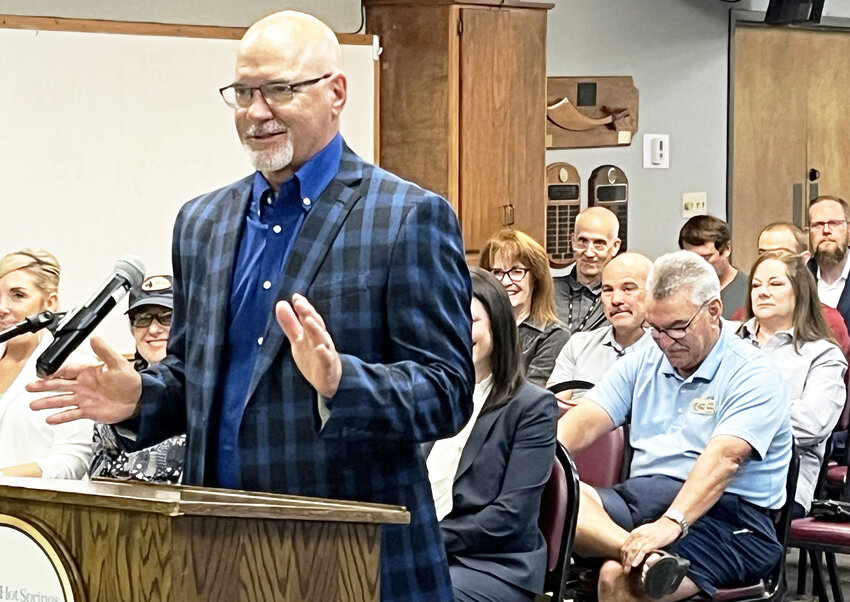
[
  {"left": 219, "top": 73, "right": 332, "bottom": 108},
  {"left": 129, "top": 309, "right": 172, "bottom": 328},
  {"left": 643, "top": 301, "right": 709, "bottom": 340},
  {"left": 490, "top": 267, "right": 530, "bottom": 283},
  {"left": 809, "top": 219, "right": 848, "bottom": 231},
  {"left": 573, "top": 237, "right": 611, "bottom": 252}
]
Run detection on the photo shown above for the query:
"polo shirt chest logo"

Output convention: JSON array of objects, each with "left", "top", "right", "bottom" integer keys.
[{"left": 689, "top": 397, "right": 716, "bottom": 415}]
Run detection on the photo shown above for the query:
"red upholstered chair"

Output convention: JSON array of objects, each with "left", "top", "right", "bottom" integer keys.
[
  {"left": 548, "top": 380, "right": 631, "bottom": 488},
  {"left": 538, "top": 443, "right": 580, "bottom": 602}
]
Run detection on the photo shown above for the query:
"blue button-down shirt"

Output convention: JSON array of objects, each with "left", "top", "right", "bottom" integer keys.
[{"left": 216, "top": 134, "right": 343, "bottom": 488}]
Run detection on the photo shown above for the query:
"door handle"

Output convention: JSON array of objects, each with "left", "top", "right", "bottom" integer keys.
[{"left": 793, "top": 183, "right": 803, "bottom": 228}]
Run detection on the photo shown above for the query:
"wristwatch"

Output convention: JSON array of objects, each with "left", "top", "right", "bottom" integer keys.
[{"left": 663, "top": 509, "right": 689, "bottom": 539}]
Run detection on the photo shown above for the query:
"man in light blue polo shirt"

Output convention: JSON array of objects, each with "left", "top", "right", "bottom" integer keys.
[{"left": 559, "top": 250, "right": 792, "bottom": 600}]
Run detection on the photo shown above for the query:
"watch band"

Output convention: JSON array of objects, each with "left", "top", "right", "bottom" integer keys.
[{"left": 663, "top": 509, "right": 689, "bottom": 538}]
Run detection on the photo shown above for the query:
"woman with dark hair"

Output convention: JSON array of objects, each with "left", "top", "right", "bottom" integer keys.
[
  {"left": 480, "top": 229, "right": 568, "bottom": 385},
  {"left": 738, "top": 251, "right": 847, "bottom": 517},
  {"left": 427, "top": 267, "right": 558, "bottom": 602}
]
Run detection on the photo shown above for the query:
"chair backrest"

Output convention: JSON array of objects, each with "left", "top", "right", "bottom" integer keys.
[
  {"left": 765, "top": 448, "right": 800, "bottom": 593},
  {"left": 573, "top": 425, "right": 628, "bottom": 488},
  {"left": 548, "top": 380, "right": 596, "bottom": 418},
  {"left": 539, "top": 443, "right": 580, "bottom": 602}
]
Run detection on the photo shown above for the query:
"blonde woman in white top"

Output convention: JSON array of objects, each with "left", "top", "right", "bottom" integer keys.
[{"left": 0, "top": 249, "right": 93, "bottom": 479}]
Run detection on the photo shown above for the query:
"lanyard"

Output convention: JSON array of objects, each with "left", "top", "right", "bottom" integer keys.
[{"left": 566, "top": 293, "right": 601, "bottom": 332}]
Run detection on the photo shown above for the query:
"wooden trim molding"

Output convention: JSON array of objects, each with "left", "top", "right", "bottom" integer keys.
[{"left": 0, "top": 14, "right": 372, "bottom": 44}]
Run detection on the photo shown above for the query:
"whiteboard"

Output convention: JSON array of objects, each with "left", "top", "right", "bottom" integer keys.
[{"left": 0, "top": 25, "right": 377, "bottom": 354}]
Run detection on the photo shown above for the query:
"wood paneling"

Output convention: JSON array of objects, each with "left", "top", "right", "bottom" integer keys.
[
  {"left": 0, "top": 478, "right": 404, "bottom": 601},
  {"left": 806, "top": 30, "right": 850, "bottom": 202},
  {"left": 365, "top": 0, "right": 551, "bottom": 255},
  {"left": 366, "top": 6, "right": 456, "bottom": 205},
  {"left": 732, "top": 26, "right": 808, "bottom": 275},
  {"left": 733, "top": 26, "right": 850, "bottom": 274},
  {"left": 459, "top": 7, "right": 546, "bottom": 252}
]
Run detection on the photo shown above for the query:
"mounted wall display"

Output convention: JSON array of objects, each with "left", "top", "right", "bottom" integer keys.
[
  {"left": 588, "top": 165, "right": 629, "bottom": 251},
  {"left": 546, "top": 76, "right": 639, "bottom": 149},
  {"left": 545, "top": 162, "right": 581, "bottom": 264}
]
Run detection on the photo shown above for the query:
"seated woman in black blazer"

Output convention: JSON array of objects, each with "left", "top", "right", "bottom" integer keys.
[{"left": 427, "top": 267, "right": 559, "bottom": 602}]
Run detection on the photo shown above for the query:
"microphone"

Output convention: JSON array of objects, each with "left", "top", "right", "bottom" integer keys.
[
  {"left": 36, "top": 256, "right": 146, "bottom": 377},
  {"left": 0, "top": 311, "right": 66, "bottom": 344}
]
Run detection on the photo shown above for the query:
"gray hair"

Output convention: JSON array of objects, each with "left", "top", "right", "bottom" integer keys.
[{"left": 647, "top": 250, "right": 720, "bottom": 305}]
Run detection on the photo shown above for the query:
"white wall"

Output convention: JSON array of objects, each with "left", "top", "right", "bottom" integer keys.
[
  {"left": 545, "top": 0, "right": 850, "bottom": 260},
  {"left": 546, "top": 0, "right": 731, "bottom": 260},
  {"left": 0, "top": 0, "right": 362, "bottom": 32}
]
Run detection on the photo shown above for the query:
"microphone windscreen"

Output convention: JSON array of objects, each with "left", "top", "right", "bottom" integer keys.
[{"left": 114, "top": 255, "right": 146, "bottom": 289}]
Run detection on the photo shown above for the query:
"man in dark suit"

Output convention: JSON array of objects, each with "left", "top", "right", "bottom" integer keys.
[
  {"left": 29, "top": 11, "right": 474, "bottom": 602},
  {"left": 808, "top": 196, "right": 850, "bottom": 334}
]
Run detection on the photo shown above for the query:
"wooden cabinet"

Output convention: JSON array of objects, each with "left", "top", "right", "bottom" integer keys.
[{"left": 365, "top": 0, "right": 552, "bottom": 257}]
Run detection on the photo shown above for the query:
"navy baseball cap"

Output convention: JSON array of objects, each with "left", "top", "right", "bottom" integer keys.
[{"left": 126, "top": 275, "right": 173, "bottom": 312}]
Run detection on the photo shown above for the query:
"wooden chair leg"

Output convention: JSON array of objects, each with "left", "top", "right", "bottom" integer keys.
[
  {"left": 798, "top": 547, "right": 808, "bottom": 596},
  {"left": 825, "top": 552, "right": 844, "bottom": 602}
]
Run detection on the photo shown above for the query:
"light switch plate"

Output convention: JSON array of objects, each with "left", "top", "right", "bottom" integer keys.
[{"left": 682, "top": 192, "right": 707, "bottom": 218}]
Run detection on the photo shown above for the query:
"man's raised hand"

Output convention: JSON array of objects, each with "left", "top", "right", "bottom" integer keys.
[{"left": 27, "top": 336, "right": 143, "bottom": 425}]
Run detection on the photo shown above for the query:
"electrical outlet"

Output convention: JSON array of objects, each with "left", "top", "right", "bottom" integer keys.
[{"left": 682, "top": 192, "right": 707, "bottom": 218}]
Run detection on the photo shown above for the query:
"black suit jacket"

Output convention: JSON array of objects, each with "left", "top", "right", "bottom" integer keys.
[
  {"left": 808, "top": 257, "right": 850, "bottom": 334},
  {"left": 440, "top": 381, "right": 558, "bottom": 594}
]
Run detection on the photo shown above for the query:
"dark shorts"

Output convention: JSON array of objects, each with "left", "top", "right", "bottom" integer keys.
[{"left": 596, "top": 475, "right": 783, "bottom": 597}]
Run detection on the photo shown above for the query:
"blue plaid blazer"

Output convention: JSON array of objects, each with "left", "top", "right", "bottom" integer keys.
[{"left": 131, "top": 145, "right": 474, "bottom": 601}]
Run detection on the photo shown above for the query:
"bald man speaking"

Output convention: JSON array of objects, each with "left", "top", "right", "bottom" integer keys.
[{"left": 29, "top": 11, "right": 474, "bottom": 601}]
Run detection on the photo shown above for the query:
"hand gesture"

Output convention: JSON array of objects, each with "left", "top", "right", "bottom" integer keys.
[
  {"left": 27, "top": 336, "right": 143, "bottom": 425},
  {"left": 276, "top": 294, "right": 342, "bottom": 398}
]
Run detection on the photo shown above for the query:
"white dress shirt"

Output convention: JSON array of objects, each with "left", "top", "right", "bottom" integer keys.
[
  {"left": 427, "top": 374, "right": 493, "bottom": 520},
  {"left": 817, "top": 255, "right": 850, "bottom": 308}
]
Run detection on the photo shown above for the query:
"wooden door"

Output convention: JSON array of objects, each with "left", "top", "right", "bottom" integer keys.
[
  {"left": 459, "top": 6, "right": 546, "bottom": 255},
  {"left": 805, "top": 30, "right": 850, "bottom": 202},
  {"left": 732, "top": 26, "right": 850, "bottom": 275},
  {"left": 732, "top": 26, "right": 808, "bottom": 276}
]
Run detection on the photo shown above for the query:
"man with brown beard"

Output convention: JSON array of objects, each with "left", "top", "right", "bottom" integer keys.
[{"left": 808, "top": 196, "right": 850, "bottom": 334}]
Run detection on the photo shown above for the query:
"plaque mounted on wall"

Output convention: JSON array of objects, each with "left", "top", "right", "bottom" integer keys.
[{"left": 546, "top": 76, "right": 639, "bottom": 149}]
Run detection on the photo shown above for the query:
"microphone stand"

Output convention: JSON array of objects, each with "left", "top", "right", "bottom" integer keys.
[{"left": 0, "top": 311, "right": 66, "bottom": 344}]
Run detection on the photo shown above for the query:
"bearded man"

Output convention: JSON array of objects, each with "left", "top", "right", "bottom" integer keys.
[{"left": 808, "top": 195, "right": 850, "bottom": 334}]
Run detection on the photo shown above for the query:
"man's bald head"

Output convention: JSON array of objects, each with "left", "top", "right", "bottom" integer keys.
[
  {"left": 571, "top": 206, "right": 621, "bottom": 287},
  {"left": 600, "top": 252, "right": 652, "bottom": 338},
  {"left": 239, "top": 11, "right": 343, "bottom": 77},
  {"left": 230, "top": 11, "right": 347, "bottom": 189},
  {"left": 575, "top": 206, "right": 619, "bottom": 239},
  {"left": 603, "top": 252, "right": 653, "bottom": 283}
]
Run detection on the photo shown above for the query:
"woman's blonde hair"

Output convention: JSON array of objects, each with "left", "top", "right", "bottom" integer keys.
[
  {"left": 479, "top": 229, "right": 560, "bottom": 326},
  {"left": 0, "top": 248, "right": 61, "bottom": 295}
]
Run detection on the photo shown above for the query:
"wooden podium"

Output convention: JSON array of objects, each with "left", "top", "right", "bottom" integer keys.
[{"left": 0, "top": 477, "right": 409, "bottom": 601}]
